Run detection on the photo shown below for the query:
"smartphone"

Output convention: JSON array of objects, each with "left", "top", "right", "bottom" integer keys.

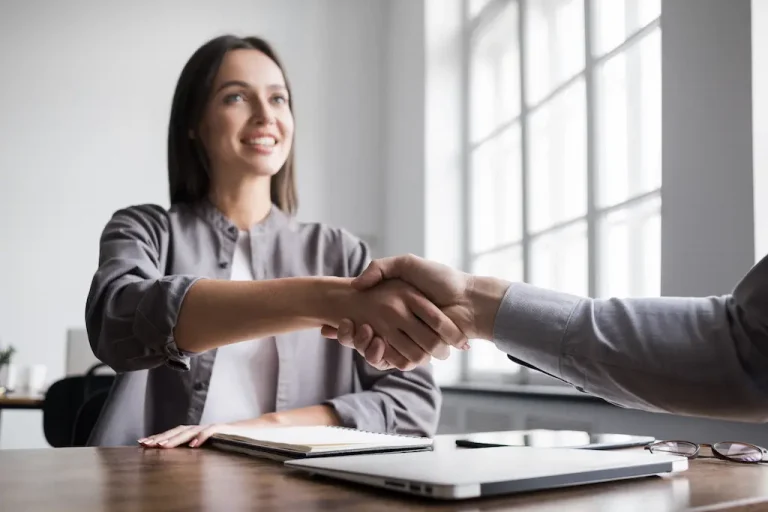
[{"left": 454, "top": 429, "right": 655, "bottom": 450}]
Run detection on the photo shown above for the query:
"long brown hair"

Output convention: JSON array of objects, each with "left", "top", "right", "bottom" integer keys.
[{"left": 167, "top": 35, "right": 297, "bottom": 213}]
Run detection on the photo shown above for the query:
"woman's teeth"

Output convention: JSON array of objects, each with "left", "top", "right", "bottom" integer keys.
[{"left": 244, "top": 137, "right": 276, "bottom": 147}]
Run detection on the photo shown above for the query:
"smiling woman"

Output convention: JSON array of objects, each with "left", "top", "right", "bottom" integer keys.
[{"left": 84, "top": 35, "right": 466, "bottom": 448}]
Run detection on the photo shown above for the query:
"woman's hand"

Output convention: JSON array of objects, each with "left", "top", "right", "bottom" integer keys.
[
  {"left": 139, "top": 424, "right": 225, "bottom": 448},
  {"left": 323, "top": 278, "right": 468, "bottom": 371},
  {"left": 138, "top": 413, "right": 283, "bottom": 448}
]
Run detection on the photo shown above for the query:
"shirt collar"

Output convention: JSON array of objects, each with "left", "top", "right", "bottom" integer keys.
[{"left": 193, "top": 198, "right": 291, "bottom": 239}]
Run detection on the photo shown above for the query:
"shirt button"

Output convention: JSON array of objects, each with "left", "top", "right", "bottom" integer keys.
[
  {"left": 193, "top": 381, "right": 207, "bottom": 391},
  {"left": 218, "top": 261, "right": 229, "bottom": 269}
]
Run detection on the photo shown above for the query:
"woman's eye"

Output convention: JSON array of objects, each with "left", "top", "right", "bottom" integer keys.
[
  {"left": 224, "top": 93, "right": 245, "bottom": 104},
  {"left": 272, "top": 95, "right": 288, "bottom": 105}
]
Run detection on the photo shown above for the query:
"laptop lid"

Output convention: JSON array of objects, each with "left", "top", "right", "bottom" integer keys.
[{"left": 285, "top": 445, "right": 688, "bottom": 500}]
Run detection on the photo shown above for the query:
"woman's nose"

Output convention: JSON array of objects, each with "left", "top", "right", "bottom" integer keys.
[{"left": 251, "top": 100, "right": 276, "bottom": 124}]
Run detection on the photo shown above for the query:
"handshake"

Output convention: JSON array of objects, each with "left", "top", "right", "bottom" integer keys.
[{"left": 321, "top": 254, "right": 511, "bottom": 372}]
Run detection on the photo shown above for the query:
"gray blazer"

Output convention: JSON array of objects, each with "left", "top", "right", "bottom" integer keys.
[
  {"left": 493, "top": 253, "right": 768, "bottom": 422},
  {"left": 85, "top": 201, "right": 440, "bottom": 446}
]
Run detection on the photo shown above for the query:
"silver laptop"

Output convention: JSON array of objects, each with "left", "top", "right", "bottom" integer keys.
[{"left": 285, "top": 445, "right": 688, "bottom": 500}]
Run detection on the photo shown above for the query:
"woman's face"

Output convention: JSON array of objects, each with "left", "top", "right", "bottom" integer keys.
[{"left": 197, "top": 49, "right": 294, "bottom": 180}]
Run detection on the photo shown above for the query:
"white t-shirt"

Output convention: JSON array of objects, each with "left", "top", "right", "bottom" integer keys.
[{"left": 198, "top": 230, "right": 279, "bottom": 424}]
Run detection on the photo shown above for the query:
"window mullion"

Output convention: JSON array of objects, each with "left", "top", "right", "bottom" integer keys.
[
  {"left": 518, "top": 0, "right": 531, "bottom": 285},
  {"left": 584, "top": 0, "right": 598, "bottom": 297}
]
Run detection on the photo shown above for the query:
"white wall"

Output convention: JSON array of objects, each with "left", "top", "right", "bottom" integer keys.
[
  {"left": 383, "top": 0, "right": 427, "bottom": 257},
  {"left": 0, "top": 0, "right": 386, "bottom": 449}
]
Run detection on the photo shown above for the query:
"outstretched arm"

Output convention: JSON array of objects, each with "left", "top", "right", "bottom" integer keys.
[
  {"left": 86, "top": 208, "right": 465, "bottom": 373},
  {"left": 332, "top": 253, "right": 768, "bottom": 422}
]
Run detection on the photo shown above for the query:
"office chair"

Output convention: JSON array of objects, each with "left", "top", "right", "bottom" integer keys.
[{"left": 42, "top": 363, "right": 114, "bottom": 447}]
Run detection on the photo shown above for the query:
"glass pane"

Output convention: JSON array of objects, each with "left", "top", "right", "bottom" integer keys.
[
  {"left": 469, "top": 246, "right": 523, "bottom": 375},
  {"left": 593, "top": 0, "right": 661, "bottom": 56},
  {"left": 469, "top": 0, "right": 495, "bottom": 18},
  {"left": 469, "top": 339, "right": 521, "bottom": 375},
  {"left": 525, "top": 0, "right": 585, "bottom": 106},
  {"left": 529, "top": 221, "right": 588, "bottom": 296},
  {"left": 471, "top": 1, "right": 520, "bottom": 142},
  {"left": 471, "top": 125, "right": 523, "bottom": 253},
  {"left": 596, "top": 30, "right": 661, "bottom": 208},
  {"left": 471, "top": 245, "right": 523, "bottom": 282},
  {"left": 598, "top": 196, "right": 661, "bottom": 298},
  {"left": 527, "top": 80, "right": 587, "bottom": 233}
]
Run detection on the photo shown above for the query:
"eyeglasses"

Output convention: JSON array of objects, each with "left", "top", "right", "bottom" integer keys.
[{"left": 645, "top": 440, "right": 768, "bottom": 464}]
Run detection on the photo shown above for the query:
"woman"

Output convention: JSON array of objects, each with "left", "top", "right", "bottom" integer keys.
[{"left": 85, "top": 35, "right": 465, "bottom": 448}]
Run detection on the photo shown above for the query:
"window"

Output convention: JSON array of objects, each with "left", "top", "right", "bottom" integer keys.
[{"left": 461, "top": 0, "right": 661, "bottom": 383}]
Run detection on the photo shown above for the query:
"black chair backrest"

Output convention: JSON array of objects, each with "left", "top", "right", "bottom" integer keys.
[
  {"left": 42, "top": 363, "right": 114, "bottom": 447},
  {"left": 72, "top": 389, "right": 111, "bottom": 447}
]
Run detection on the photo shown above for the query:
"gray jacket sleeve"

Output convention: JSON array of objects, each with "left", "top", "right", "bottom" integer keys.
[
  {"left": 325, "top": 231, "right": 442, "bottom": 437},
  {"left": 85, "top": 205, "right": 201, "bottom": 373},
  {"left": 493, "top": 254, "right": 768, "bottom": 422}
]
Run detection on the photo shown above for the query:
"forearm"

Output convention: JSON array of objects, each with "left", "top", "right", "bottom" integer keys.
[
  {"left": 492, "top": 282, "right": 768, "bottom": 422},
  {"left": 230, "top": 405, "right": 342, "bottom": 428},
  {"left": 326, "top": 358, "right": 441, "bottom": 436},
  {"left": 174, "top": 277, "right": 350, "bottom": 353}
]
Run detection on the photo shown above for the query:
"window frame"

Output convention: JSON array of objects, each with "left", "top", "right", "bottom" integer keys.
[{"left": 459, "top": 0, "right": 661, "bottom": 385}]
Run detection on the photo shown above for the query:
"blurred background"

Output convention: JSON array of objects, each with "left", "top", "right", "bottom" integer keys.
[{"left": 1, "top": 0, "right": 766, "bottom": 449}]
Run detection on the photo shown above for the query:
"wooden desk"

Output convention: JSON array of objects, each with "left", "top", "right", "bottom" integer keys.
[
  {"left": 1, "top": 442, "right": 767, "bottom": 511},
  {"left": 0, "top": 393, "right": 44, "bottom": 410}
]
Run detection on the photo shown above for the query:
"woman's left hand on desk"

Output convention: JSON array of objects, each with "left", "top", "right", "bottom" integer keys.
[{"left": 138, "top": 414, "right": 281, "bottom": 449}]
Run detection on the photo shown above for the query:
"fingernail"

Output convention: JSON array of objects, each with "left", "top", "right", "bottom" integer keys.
[
  {"left": 138, "top": 438, "right": 148, "bottom": 444},
  {"left": 189, "top": 439, "right": 198, "bottom": 448},
  {"left": 157, "top": 440, "right": 167, "bottom": 446}
]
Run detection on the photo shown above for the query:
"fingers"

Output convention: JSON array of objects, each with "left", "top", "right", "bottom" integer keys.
[
  {"left": 189, "top": 424, "right": 221, "bottom": 448},
  {"left": 337, "top": 319, "right": 357, "bottom": 348},
  {"left": 397, "top": 314, "right": 450, "bottom": 362},
  {"left": 163, "top": 426, "right": 206, "bottom": 448},
  {"left": 139, "top": 425, "right": 198, "bottom": 448},
  {"left": 320, "top": 324, "right": 339, "bottom": 339},
  {"left": 384, "top": 328, "right": 431, "bottom": 368},
  {"left": 407, "top": 293, "right": 468, "bottom": 350},
  {"left": 364, "top": 336, "right": 388, "bottom": 367},
  {"left": 354, "top": 323, "right": 374, "bottom": 348}
]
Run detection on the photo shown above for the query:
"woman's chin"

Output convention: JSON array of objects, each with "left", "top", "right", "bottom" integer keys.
[{"left": 238, "top": 162, "right": 284, "bottom": 177}]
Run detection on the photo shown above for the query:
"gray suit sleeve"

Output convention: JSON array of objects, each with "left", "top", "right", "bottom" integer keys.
[
  {"left": 85, "top": 205, "right": 201, "bottom": 373},
  {"left": 492, "top": 254, "right": 768, "bottom": 422},
  {"left": 325, "top": 230, "right": 442, "bottom": 437}
]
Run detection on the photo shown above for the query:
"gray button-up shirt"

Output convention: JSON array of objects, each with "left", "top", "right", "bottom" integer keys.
[
  {"left": 493, "top": 254, "right": 768, "bottom": 422},
  {"left": 85, "top": 201, "right": 440, "bottom": 446}
]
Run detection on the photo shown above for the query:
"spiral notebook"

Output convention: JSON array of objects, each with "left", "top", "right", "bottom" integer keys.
[{"left": 209, "top": 425, "right": 433, "bottom": 460}]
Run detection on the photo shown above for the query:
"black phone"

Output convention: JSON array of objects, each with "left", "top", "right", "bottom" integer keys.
[{"left": 454, "top": 429, "right": 656, "bottom": 450}]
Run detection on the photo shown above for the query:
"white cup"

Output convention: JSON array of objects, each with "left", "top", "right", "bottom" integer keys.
[
  {"left": 27, "top": 364, "right": 47, "bottom": 395},
  {"left": 4, "top": 364, "right": 18, "bottom": 391}
]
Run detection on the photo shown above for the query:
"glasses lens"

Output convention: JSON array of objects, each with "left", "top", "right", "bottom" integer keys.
[
  {"left": 648, "top": 441, "right": 698, "bottom": 457},
  {"left": 713, "top": 442, "right": 763, "bottom": 463}
]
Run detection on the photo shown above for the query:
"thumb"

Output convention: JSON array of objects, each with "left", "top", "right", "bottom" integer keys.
[{"left": 351, "top": 256, "right": 408, "bottom": 290}]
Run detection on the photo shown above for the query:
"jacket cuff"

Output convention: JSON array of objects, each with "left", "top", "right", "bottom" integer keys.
[
  {"left": 492, "top": 282, "right": 584, "bottom": 384},
  {"left": 133, "top": 275, "right": 203, "bottom": 371}
]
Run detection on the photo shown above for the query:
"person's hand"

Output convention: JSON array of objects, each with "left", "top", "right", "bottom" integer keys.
[
  {"left": 322, "top": 255, "right": 510, "bottom": 370},
  {"left": 138, "top": 414, "right": 282, "bottom": 448},
  {"left": 323, "top": 278, "right": 466, "bottom": 371}
]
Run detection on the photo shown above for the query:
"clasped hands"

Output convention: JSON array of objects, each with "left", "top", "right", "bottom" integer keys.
[{"left": 322, "top": 255, "right": 480, "bottom": 371}]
